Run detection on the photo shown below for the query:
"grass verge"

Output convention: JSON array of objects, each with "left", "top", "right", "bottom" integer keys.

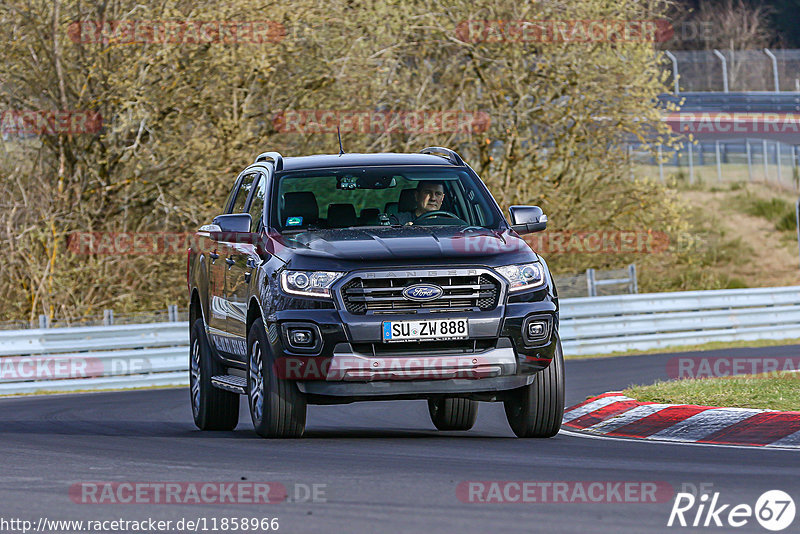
[{"left": 623, "top": 373, "right": 800, "bottom": 411}]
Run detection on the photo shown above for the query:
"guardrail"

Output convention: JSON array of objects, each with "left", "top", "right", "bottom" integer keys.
[
  {"left": 560, "top": 285, "right": 800, "bottom": 355},
  {"left": 2, "top": 285, "right": 800, "bottom": 395}
]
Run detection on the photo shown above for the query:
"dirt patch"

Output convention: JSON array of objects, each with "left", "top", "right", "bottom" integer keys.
[{"left": 679, "top": 184, "right": 799, "bottom": 287}]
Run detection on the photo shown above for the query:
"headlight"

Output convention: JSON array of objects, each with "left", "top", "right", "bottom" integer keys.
[
  {"left": 280, "top": 270, "right": 343, "bottom": 297},
  {"left": 496, "top": 262, "right": 545, "bottom": 292}
]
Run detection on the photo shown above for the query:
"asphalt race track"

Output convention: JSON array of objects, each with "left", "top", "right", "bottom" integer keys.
[{"left": 1, "top": 345, "right": 798, "bottom": 534}]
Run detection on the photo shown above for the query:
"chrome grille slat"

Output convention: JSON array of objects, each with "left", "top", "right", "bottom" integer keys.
[{"left": 341, "top": 273, "right": 500, "bottom": 315}]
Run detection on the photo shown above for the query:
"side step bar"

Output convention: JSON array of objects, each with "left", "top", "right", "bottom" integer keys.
[{"left": 211, "top": 375, "right": 247, "bottom": 394}]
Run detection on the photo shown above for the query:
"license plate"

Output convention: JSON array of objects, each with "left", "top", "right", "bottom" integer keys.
[{"left": 382, "top": 318, "right": 468, "bottom": 343}]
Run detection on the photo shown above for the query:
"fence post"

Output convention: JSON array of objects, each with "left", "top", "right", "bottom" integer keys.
[
  {"left": 586, "top": 268, "right": 596, "bottom": 297},
  {"left": 746, "top": 139, "right": 753, "bottom": 182},
  {"left": 168, "top": 304, "right": 179, "bottom": 322},
  {"left": 664, "top": 50, "right": 679, "bottom": 94},
  {"left": 763, "top": 139, "right": 769, "bottom": 182},
  {"left": 103, "top": 309, "right": 114, "bottom": 326},
  {"left": 715, "top": 141, "right": 722, "bottom": 182},
  {"left": 38, "top": 314, "right": 49, "bottom": 329},
  {"left": 777, "top": 142, "right": 782, "bottom": 184},
  {"left": 688, "top": 142, "right": 695, "bottom": 184},
  {"left": 797, "top": 198, "right": 800, "bottom": 269},
  {"left": 628, "top": 264, "right": 638, "bottom": 294},
  {"left": 658, "top": 144, "right": 664, "bottom": 182},
  {"left": 764, "top": 48, "right": 780, "bottom": 92},
  {"left": 713, "top": 49, "right": 729, "bottom": 92}
]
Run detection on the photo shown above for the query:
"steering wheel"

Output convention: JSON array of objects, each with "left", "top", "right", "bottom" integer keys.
[{"left": 415, "top": 210, "right": 462, "bottom": 221}]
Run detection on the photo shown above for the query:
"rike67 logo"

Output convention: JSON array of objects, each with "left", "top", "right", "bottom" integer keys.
[{"left": 668, "top": 490, "right": 795, "bottom": 531}]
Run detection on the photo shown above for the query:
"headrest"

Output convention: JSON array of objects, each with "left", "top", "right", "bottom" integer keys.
[
  {"left": 283, "top": 191, "right": 319, "bottom": 226},
  {"left": 398, "top": 188, "right": 417, "bottom": 212},
  {"left": 327, "top": 203, "right": 357, "bottom": 228}
]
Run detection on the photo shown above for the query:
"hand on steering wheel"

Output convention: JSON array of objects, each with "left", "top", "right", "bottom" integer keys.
[{"left": 415, "top": 210, "right": 461, "bottom": 221}]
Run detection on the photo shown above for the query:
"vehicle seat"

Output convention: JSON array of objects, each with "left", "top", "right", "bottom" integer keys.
[
  {"left": 386, "top": 188, "right": 416, "bottom": 216},
  {"left": 359, "top": 208, "right": 380, "bottom": 225},
  {"left": 327, "top": 203, "right": 357, "bottom": 228},
  {"left": 282, "top": 191, "right": 319, "bottom": 228}
]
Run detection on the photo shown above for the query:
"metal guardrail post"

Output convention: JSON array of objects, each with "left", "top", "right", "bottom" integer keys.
[
  {"left": 796, "top": 198, "right": 800, "bottom": 269},
  {"left": 664, "top": 51, "right": 679, "bottom": 94},
  {"left": 688, "top": 142, "right": 694, "bottom": 184},
  {"left": 168, "top": 304, "right": 178, "bottom": 322},
  {"left": 586, "top": 268, "right": 596, "bottom": 297},
  {"left": 746, "top": 139, "right": 753, "bottom": 181},
  {"left": 715, "top": 141, "right": 722, "bottom": 182},
  {"left": 38, "top": 315, "right": 48, "bottom": 329},
  {"left": 712, "top": 49, "right": 729, "bottom": 92},
  {"left": 763, "top": 140, "right": 769, "bottom": 182},
  {"left": 628, "top": 264, "right": 638, "bottom": 294},
  {"left": 103, "top": 309, "right": 114, "bottom": 326},
  {"left": 777, "top": 142, "right": 783, "bottom": 184},
  {"left": 657, "top": 144, "right": 664, "bottom": 182},
  {"left": 764, "top": 49, "right": 780, "bottom": 92}
]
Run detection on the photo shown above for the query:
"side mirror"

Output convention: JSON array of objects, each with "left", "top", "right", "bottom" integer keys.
[
  {"left": 211, "top": 213, "right": 252, "bottom": 233},
  {"left": 509, "top": 205, "right": 547, "bottom": 235}
]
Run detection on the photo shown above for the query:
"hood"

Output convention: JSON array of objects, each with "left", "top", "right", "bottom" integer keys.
[{"left": 271, "top": 226, "right": 538, "bottom": 266}]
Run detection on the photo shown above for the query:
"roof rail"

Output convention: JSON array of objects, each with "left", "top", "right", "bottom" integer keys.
[
  {"left": 254, "top": 151, "right": 283, "bottom": 171},
  {"left": 420, "top": 146, "right": 465, "bottom": 166}
]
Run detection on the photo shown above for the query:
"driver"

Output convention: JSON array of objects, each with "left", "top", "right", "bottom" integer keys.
[{"left": 392, "top": 180, "right": 445, "bottom": 225}]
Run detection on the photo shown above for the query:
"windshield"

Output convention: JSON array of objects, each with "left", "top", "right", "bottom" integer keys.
[{"left": 270, "top": 165, "right": 505, "bottom": 233}]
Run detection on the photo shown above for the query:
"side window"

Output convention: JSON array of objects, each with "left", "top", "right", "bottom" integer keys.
[
  {"left": 222, "top": 180, "right": 239, "bottom": 214},
  {"left": 248, "top": 174, "right": 266, "bottom": 232},
  {"left": 229, "top": 173, "right": 258, "bottom": 214}
]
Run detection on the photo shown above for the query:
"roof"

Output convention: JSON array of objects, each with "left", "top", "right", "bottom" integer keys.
[{"left": 280, "top": 153, "right": 456, "bottom": 172}]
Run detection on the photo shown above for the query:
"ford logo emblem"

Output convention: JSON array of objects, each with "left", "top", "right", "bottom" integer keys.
[{"left": 402, "top": 284, "right": 444, "bottom": 302}]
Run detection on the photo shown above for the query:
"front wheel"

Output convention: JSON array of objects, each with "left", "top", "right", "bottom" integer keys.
[
  {"left": 247, "top": 318, "right": 307, "bottom": 438},
  {"left": 189, "top": 319, "right": 239, "bottom": 431},
  {"left": 503, "top": 340, "right": 565, "bottom": 438}
]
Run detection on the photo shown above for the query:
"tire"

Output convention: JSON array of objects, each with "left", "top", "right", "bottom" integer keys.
[
  {"left": 428, "top": 397, "right": 478, "bottom": 431},
  {"left": 247, "top": 318, "right": 307, "bottom": 438},
  {"left": 189, "top": 318, "right": 239, "bottom": 431},
  {"left": 503, "top": 340, "right": 565, "bottom": 438}
]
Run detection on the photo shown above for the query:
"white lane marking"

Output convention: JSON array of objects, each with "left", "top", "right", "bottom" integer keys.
[
  {"left": 582, "top": 404, "right": 672, "bottom": 434},
  {"left": 558, "top": 428, "right": 800, "bottom": 451},
  {"left": 562, "top": 394, "right": 632, "bottom": 423},
  {"left": 649, "top": 407, "right": 768, "bottom": 442},
  {"left": 766, "top": 427, "right": 800, "bottom": 447}
]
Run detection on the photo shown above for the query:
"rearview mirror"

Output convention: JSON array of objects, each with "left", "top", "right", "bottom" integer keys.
[
  {"left": 211, "top": 213, "right": 252, "bottom": 233},
  {"left": 509, "top": 206, "right": 547, "bottom": 235}
]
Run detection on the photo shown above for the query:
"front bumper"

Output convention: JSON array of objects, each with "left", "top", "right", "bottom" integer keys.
[{"left": 265, "top": 271, "right": 558, "bottom": 398}]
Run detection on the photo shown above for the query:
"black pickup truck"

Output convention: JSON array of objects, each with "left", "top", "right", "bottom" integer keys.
[{"left": 187, "top": 147, "right": 563, "bottom": 438}]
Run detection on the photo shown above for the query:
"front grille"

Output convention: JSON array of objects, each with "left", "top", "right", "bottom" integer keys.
[{"left": 341, "top": 273, "right": 500, "bottom": 314}]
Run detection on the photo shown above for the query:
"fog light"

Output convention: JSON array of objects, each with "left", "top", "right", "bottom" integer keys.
[
  {"left": 528, "top": 322, "right": 545, "bottom": 338},
  {"left": 288, "top": 328, "right": 314, "bottom": 347}
]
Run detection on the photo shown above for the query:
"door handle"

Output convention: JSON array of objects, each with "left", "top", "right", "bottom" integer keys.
[{"left": 225, "top": 258, "right": 236, "bottom": 266}]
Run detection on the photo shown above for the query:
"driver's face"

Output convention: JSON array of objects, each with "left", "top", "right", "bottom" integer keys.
[{"left": 415, "top": 184, "right": 445, "bottom": 214}]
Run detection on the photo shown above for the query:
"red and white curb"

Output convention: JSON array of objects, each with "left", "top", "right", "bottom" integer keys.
[{"left": 562, "top": 392, "right": 800, "bottom": 448}]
